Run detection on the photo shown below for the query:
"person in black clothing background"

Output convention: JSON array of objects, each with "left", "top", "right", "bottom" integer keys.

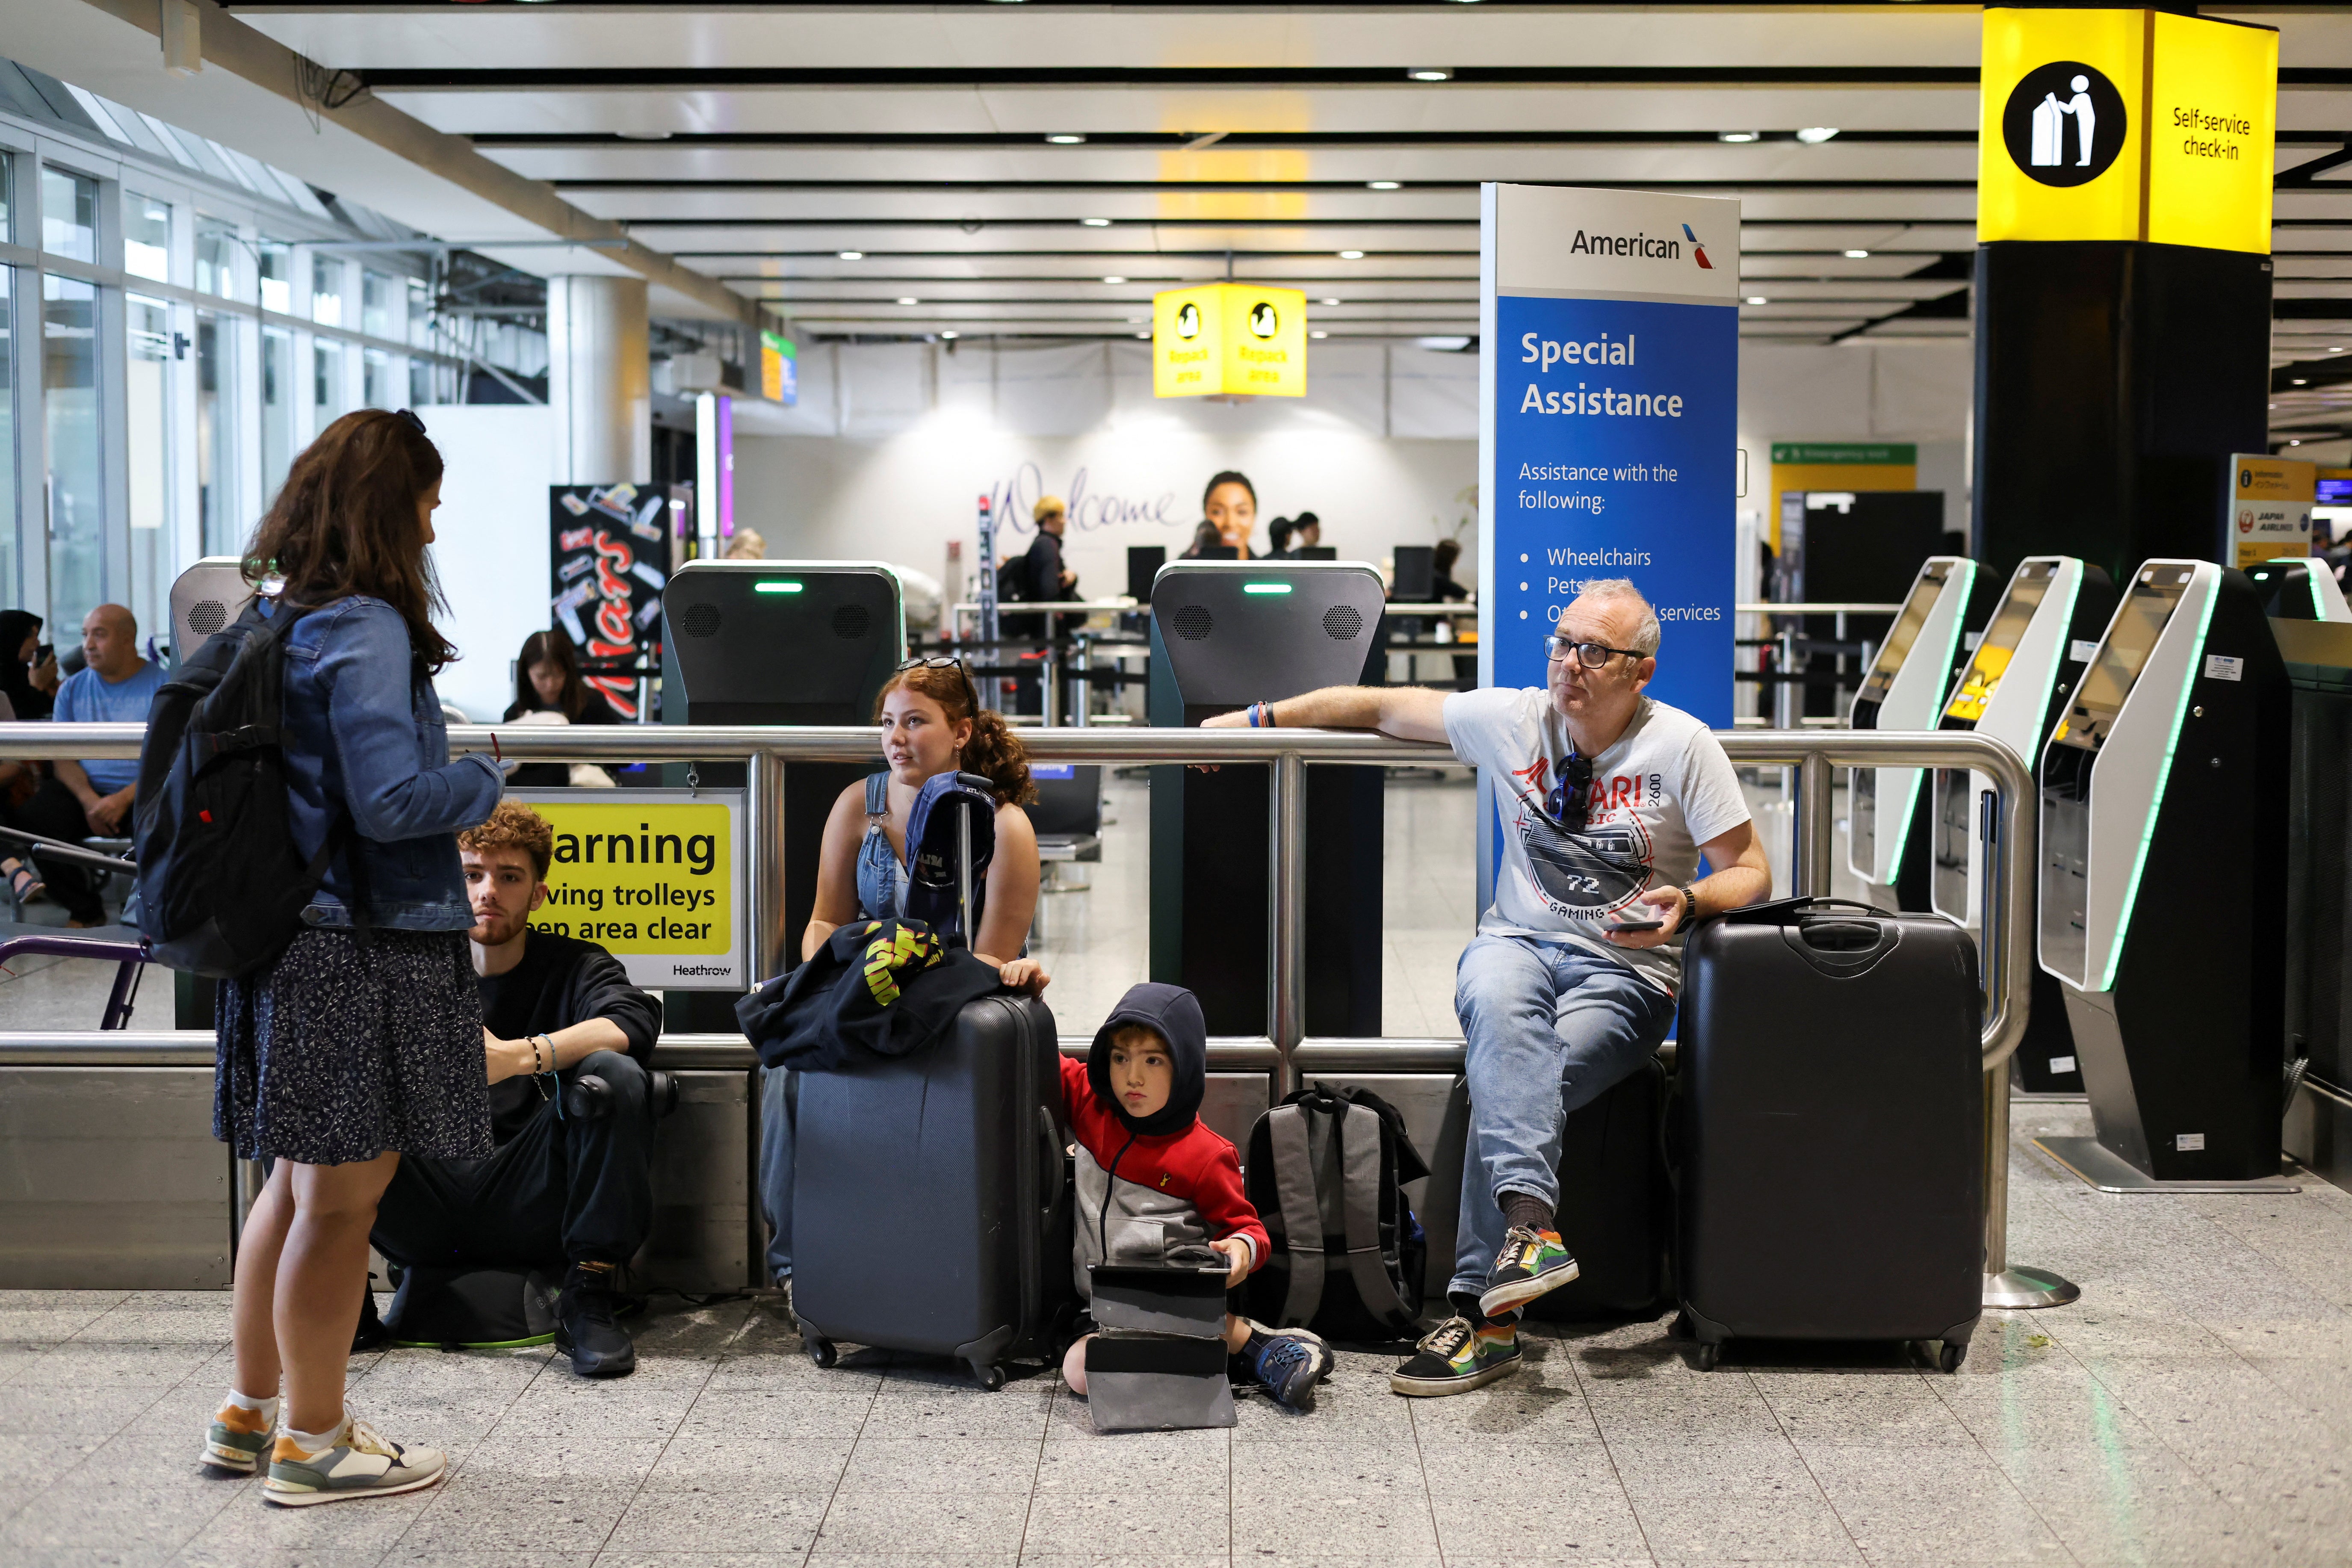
[
  {"left": 502, "top": 630, "right": 620, "bottom": 788},
  {"left": 367, "top": 799, "right": 663, "bottom": 1376}
]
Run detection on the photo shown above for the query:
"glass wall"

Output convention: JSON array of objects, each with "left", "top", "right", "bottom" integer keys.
[
  {"left": 258, "top": 240, "right": 290, "bottom": 314},
  {"left": 196, "top": 310, "right": 235, "bottom": 557},
  {"left": 124, "top": 192, "right": 170, "bottom": 282},
  {"left": 363, "top": 347, "right": 392, "bottom": 410},
  {"left": 195, "top": 215, "right": 239, "bottom": 300},
  {"left": 313, "top": 338, "right": 346, "bottom": 432},
  {"left": 0, "top": 152, "right": 16, "bottom": 612},
  {"left": 125, "top": 295, "right": 172, "bottom": 632},
  {"left": 41, "top": 167, "right": 95, "bottom": 261},
  {"left": 310, "top": 254, "right": 343, "bottom": 328},
  {"left": 43, "top": 273, "right": 102, "bottom": 632},
  {"left": 261, "top": 325, "right": 293, "bottom": 507}
]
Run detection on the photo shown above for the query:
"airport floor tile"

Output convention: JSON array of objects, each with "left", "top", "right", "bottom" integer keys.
[{"left": 5, "top": 1105, "right": 2352, "bottom": 1566}]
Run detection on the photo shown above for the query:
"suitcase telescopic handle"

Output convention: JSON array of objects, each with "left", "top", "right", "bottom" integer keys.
[{"left": 1035, "top": 1105, "right": 1066, "bottom": 1215}]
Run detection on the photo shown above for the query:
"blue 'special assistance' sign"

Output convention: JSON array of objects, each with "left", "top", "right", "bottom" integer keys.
[{"left": 1478, "top": 183, "right": 1740, "bottom": 725}]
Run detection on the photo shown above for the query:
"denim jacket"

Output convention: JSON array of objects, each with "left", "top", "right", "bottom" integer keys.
[{"left": 267, "top": 596, "right": 503, "bottom": 931}]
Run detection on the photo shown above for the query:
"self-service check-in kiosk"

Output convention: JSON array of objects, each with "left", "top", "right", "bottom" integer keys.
[
  {"left": 2247, "top": 558, "right": 2352, "bottom": 624},
  {"left": 170, "top": 556, "right": 257, "bottom": 664},
  {"left": 2036, "top": 561, "right": 2293, "bottom": 1188},
  {"left": 2275, "top": 617, "right": 2352, "bottom": 1191},
  {"left": 1929, "top": 558, "right": 2118, "bottom": 1093},
  {"left": 1148, "top": 560, "right": 1387, "bottom": 1036},
  {"left": 1847, "top": 556, "right": 1986, "bottom": 907},
  {"left": 662, "top": 561, "right": 904, "bottom": 1021}
]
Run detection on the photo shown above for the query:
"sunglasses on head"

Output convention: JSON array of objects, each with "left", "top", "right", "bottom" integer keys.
[{"left": 895, "top": 654, "right": 982, "bottom": 712}]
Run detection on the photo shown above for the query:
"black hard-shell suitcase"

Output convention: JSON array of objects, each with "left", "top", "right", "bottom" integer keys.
[
  {"left": 1676, "top": 898, "right": 1983, "bottom": 1370},
  {"left": 1521, "top": 1054, "right": 1674, "bottom": 1322},
  {"left": 792, "top": 992, "right": 1076, "bottom": 1388}
]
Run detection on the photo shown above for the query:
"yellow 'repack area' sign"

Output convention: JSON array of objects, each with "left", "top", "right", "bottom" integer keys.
[
  {"left": 1153, "top": 283, "right": 1308, "bottom": 398},
  {"left": 511, "top": 789, "right": 746, "bottom": 990},
  {"left": 1978, "top": 8, "right": 2275, "bottom": 254}
]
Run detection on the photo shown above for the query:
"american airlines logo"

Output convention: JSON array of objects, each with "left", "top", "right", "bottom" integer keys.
[{"left": 1560, "top": 224, "right": 1714, "bottom": 270}]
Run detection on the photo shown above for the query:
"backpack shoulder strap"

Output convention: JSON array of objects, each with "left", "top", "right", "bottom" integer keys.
[
  {"left": 1262, "top": 1104, "right": 1327, "bottom": 1329},
  {"left": 1334, "top": 1101, "right": 1416, "bottom": 1331}
]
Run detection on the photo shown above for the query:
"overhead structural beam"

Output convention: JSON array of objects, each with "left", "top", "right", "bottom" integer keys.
[{"left": 65, "top": 0, "right": 755, "bottom": 325}]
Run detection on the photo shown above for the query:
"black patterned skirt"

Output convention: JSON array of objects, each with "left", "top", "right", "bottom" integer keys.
[{"left": 214, "top": 927, "right": 493, "bottom": 1166}]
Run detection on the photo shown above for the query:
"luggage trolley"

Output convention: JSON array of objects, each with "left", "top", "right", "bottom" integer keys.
[
  {"left": 1147, "top": 560, "right": 1388, "bottom": 1036},
  {"left": 2035, "top": 560, "right": 2296, "bottom": 1189},
  {"left": 1846, "top": 556, "right": 1987, "bottom": 908},
  {"left": 1927, "top": 557, "right": 2119, "bottom": 1093}
]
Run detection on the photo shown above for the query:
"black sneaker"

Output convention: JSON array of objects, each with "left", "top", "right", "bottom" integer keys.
[
  {"left": 1477, "top": 1226, "right": 1580, "bottom": 1319},
  {"left": 1240, "top": 1330, "right": 1322, "bottom": 1412},
  {"left": 555, "top": 1261, "right": 637, "bottom": 1378},
  {"left": 1389, "top": 1314, "right": 1523, "bottom": 1397},
  {"left": 351, "top": 1284, "right": 390, "bottom": 1353}
]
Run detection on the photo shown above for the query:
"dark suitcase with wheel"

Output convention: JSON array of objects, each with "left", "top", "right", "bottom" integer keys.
[
  {"left": 1676, "top": 898, "right": 1983, "bottom": 1370},
  {"left": 792, "top": 992, "right": 1075, "bottom": 1388}
]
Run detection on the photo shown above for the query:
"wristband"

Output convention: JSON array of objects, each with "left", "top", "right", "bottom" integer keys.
[{"left": 1246, "top": 701, "right": 1276, "bottom": 728}]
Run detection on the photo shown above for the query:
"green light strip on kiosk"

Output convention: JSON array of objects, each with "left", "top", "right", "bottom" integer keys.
[
  {"left": 2098, "top": 580, "right": 2218, "bottom": 994},
  {"left": 1882, "top": 559, "right": 1977, "bottom": 870},
  {"left": 1242, "top": 583, "right": 1294, "bottom": 595},
  {"left": 754, "top": 581, "right": 804, "bottom": 594},
  {"left": 2312, "top": 570, "right": 2330, "bottom": 621}
]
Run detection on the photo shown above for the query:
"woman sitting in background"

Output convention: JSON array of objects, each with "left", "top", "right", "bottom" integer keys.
[{"left": 502, "top": 630, "right": 618, "bottom": 789}]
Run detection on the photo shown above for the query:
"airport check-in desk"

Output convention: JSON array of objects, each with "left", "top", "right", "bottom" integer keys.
[
  {"left": 0, "top": 717, "right": 2062, "bottom": 1313},
  {"left": 2036, "top": 561, "right": 2293, "bottom": 1189},
  {"left": 1930, "top": 557, "right": 2118, "bottom": 1094}
]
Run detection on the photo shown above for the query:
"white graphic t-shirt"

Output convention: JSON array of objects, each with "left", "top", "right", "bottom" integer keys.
[{"left": 1442, "top": 687, "right": 1751, "bottom": 994}]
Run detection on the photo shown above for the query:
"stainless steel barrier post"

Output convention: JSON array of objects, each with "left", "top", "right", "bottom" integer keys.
[
  {"left": 1774, "top": 626, "right": 1799, "bottom": 730},
  {"left": 747, "top": 749, "right": 786, "bottom": 979},
  {"left": 1071, "top": 632, "right": 1091, "bottom": 728},
  {"left": 1268, "top": 749, "right": 1306, "bottom": 1100},
  {"left": 1041, "top": 643, "right": 1061, "bottom": 727},
  {"left": 1790, "top": 750, "right": 1835, "bottom": 898}
]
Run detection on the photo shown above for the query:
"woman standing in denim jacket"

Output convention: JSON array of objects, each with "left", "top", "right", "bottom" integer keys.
[{"left": 201, "top": 410, "right": 504, "bottom": 1507}]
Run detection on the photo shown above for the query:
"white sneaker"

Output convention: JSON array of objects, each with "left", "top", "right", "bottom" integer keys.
[{"left": 262, "top": 1417, "right": 446, "bottom": 1507}]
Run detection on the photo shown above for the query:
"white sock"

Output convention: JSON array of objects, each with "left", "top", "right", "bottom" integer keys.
[
  {"left": 284, "top": 1421, "right": 345, "bottom": 1455},
  {"left": 225, "top": 1390, "right": 279, "bottom": 1423}
]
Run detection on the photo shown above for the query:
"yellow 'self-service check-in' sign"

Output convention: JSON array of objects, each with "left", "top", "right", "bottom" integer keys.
[
  {"left": 1978, "top": 7, "right": 2276, "bottom": 254},
  {"left": 1152, "top": 283, "right": 1308, "bottom": 398},
  {"left": 511, "top": 789, "right": 746, "bottom": 990}
]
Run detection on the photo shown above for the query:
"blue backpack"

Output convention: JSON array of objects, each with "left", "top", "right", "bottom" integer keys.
[
  {"left": 901, "top": 770, "right": 997, "bottom": 941},
  {"left": 130, "top": 599, "right": 363, "bottom": 977}
]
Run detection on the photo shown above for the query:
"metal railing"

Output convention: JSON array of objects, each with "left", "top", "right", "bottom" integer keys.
[{"left": 0, "top": 718, "right": 2059, "bottom": 1310}]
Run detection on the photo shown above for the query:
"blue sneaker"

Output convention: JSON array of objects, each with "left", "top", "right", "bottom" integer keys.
[{"left": 1241, "top": 1329, "right": 1323, "bottom": 1412}]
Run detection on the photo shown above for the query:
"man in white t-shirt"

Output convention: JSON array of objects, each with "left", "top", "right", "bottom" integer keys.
[{"left": 1207, "top": 579, "right": 1770, "bottom": 1395}]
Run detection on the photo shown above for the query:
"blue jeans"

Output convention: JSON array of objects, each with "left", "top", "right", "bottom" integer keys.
[
  {"left": 758, "top": 1066, "right": 795, "bottom": 1282},
  {"left": 1449, "top": 933, "right": 1677, "bottom": 1301}
]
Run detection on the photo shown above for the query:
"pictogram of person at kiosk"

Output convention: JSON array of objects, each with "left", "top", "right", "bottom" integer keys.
[
  {"left": 362, "top": 799, "right": 665, "bottom": 1378},
  {"left": 1206, "top": 579, "right": 1770, "bottom": 1394}
]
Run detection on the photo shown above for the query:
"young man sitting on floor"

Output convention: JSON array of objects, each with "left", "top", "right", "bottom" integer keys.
[{"left": 365, "top": 799, "right": 665, "bottom": 1377}]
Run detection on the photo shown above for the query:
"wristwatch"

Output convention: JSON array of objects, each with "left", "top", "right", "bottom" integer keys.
[{"left": 1675, "top": 883, "right": 1699, "bottom": 926}]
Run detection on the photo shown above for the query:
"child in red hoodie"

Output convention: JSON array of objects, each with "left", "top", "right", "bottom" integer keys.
[{"left": 1058, "top": 982, "right": 1332, "bottom": 1412}]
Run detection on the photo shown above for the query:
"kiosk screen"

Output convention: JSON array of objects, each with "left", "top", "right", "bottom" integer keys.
[
  {"left": 1858, "top": 562, "right": 1955, "bottom": 704},
  {"left": 2051, "top": 567, "right": 2191, "bottom": 753},
  {"left": 1944, "top": 562, "right": 2054, "bottom": 724}
]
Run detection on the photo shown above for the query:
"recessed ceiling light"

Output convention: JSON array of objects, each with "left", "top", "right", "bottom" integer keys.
[
  {"left": 1338, "top": 250, "right": 1365, "bottom": 260},
  {"left": 1796, "top": 127, "right": 1840, "bottom": 144},
  {"left": 1407, "top": 68, "right": 1453, "bottom": 82},
  {"left": 1322, "top": 298, "right": 1341, "bottom": 306},
  {"left": 1082, "top": 217, "right": 1112, "bottom": 227},
  {"left": 897, "top": 297, "right": 918, "bottom": 305},
  {"left": 2332, "top": 346, "right": 2344, "bottom": 353},
  {"left": 1368, "top": 180, "right": 1401, "bottom": 190},
  {"left": 940, "top": 329, "right": 959, "bottom": 339},
  {"left": 1719, "top": 131, "right": 1760, "bottom": 144},
  {"left": 1311, "top": 330, "right": 1329, "bottom": 339},
  {"left": 1135, "top": 331, "right": 1151, "bottom": 339},
  {"left": 2292, "top": 438, "right": 2304, "bottom": 445},
  {"left": 837, "top": 250, "right": 864, "bottom": 260},
  {"left": 1844, "top": 249, "right": 1870, "bottom": 259},
  {"left": 1102, "top": 275, "right": 1126, "bottom": 284},
  {"left": 1746, "top": 296, "right": 1768, "bottom": 305},
  {"left": 2295, "top": 378, "right": 2309, "bottom": 385},
  {"left": 1046, "top": 133, "right": 1086, "bottom": 145}
]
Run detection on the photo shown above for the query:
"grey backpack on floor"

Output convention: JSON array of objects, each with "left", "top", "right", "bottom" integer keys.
[{"left": 1242, "top": 1084, "right": 1429, "bottom": 1342}]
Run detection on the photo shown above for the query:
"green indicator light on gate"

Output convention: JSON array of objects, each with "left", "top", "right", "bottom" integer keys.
[
  {"left": 1242, "top": 583, "right": 1293, "bottom": 594},
  {"left": 754, "top": 581, "right": 804, "bottom": 594}
]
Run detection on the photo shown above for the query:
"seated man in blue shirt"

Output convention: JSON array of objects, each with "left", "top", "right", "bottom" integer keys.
[{"left": 41, "top": 605, "right": 163, "bottom": 924}]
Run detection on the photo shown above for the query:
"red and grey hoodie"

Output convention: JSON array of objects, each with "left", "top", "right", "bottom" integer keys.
[{"left": 1059, "top": 982, "right": 1270, "bottom": 1298}]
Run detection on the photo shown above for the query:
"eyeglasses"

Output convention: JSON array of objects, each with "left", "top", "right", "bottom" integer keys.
[
  {"left": 1544, "top": 634, "right": 1648, "bottom": 668},
  {"left": 895, "top": 654, "right": 982, "bottom": 710},
  {"left": 1544, "top": 750, "right": 1596, "bottom": 833}
]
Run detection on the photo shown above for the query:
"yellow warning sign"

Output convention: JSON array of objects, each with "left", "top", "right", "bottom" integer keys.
[{"left": 511, "top": 789, "right": 746, "bottom": 989}]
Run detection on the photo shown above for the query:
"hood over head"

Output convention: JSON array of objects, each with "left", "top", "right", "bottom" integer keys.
[{"left": 1087, "top": 981, "right": 1206, "bottom": 1137}]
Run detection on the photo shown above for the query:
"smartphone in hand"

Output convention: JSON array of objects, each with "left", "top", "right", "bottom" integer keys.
[{"left": 1605, "top": 913, "right": 1665, "bottom": 933}]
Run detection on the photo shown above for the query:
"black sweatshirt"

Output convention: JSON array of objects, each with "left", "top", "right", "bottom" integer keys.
[{"left": 478, "top": 928, "right": 664, "bottom": 1146}]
